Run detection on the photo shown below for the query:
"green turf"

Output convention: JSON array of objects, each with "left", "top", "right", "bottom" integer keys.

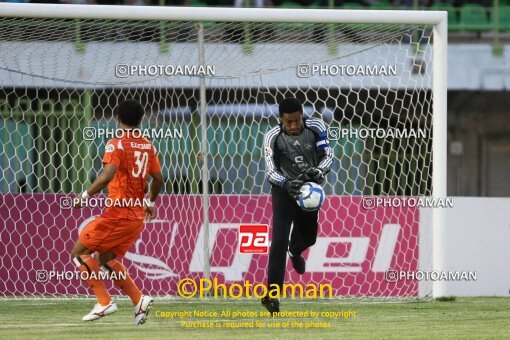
[{"left": 0, "top": 297, "right": 509, "bottom": 339}]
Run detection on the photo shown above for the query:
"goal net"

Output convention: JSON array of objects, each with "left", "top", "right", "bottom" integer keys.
[{"left": 0, "top": 4, "right": 446, "bottom": 299}]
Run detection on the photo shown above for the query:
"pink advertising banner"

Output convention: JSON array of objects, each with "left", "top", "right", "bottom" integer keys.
[{"left": 0, "top": 194, "right": 419, "bottom": 297}]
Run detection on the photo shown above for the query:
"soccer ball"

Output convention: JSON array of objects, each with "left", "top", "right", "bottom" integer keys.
[{"left": 296, "top": 182, "right": 325, "bottom": 211}]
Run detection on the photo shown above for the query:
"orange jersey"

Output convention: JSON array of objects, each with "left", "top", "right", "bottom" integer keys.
[{"left": 101, "top": 133, "right": 161, "bottom": 220}]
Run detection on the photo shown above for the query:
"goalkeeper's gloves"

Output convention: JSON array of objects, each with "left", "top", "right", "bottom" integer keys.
[
  {"left": 284, "top": 179, "right": 304, "bottom": 198},
  {"left": 301, "top": 167, "right": 325, "bottom": 184}
]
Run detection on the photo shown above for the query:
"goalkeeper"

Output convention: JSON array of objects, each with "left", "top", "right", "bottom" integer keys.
[{"left": 262, "top": 97, "right": 333, "bottom": 314}]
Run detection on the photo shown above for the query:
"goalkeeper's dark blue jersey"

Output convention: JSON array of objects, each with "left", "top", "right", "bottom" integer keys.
[{"left": 264, "top": 117, "right": 333, "bottom": 188}]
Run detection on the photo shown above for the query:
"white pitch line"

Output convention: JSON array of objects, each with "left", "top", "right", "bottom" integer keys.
[{"left": 0, "top": 322, "right": 137, "bottom": 329}]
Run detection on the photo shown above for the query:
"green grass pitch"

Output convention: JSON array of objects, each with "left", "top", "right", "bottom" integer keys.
[{"left": 1, "top": 297, "right": 509, "bottom": 339}]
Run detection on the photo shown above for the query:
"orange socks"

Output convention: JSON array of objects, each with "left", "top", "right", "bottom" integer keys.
[
  {"left": 104, "top": 259, "right": 142, "bottom": 306},
  {"left": 74, "top": 254, "right": 111, "bottom": 306},
  {"left": 74, "top": 255, "right": 142, "bottom": 306}
]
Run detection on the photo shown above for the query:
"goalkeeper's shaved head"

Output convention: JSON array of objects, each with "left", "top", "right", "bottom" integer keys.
[{"left": 116, "top": 99, "right": 144, "bottom": 127}]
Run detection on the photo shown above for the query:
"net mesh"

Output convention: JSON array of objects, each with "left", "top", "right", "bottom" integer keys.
[{"left": 0, "top": 13, "right": 434, "bottom": 298}]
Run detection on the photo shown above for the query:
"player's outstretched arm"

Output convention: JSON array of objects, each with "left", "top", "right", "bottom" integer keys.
[
  {"left": 264, "top": 127, "right": 288, "bottom": 188},
  {"left": 86, "top": 164, "right": 118, "bottom": 196},
  {"left": 74, "top": 164, "right": 117, "bottom": 207},
  {"left": 144, "top": 171, "right": 164, "bottom": 219},
  {"left": 306, "top": 118, "right": 333, "bottom": 176},
  {"left": 147, "top": 171, "right": 164, "bottom": 202}
]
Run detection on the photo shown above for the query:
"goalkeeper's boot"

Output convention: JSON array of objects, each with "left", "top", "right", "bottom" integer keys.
[
  {"left": 261, "top": 296, "right": 280, "bottom": 316},
  {"left": 134, "top": 295, "right": 154, "bottom": 325},
  {"left": 289, "top": 252, "right": 306, "bottom": 275},
  {"left": 82, "top": 301, "right": 118, "bottom": 321}
]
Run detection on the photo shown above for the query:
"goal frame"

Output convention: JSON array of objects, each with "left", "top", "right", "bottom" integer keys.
[{"left": 0, "top": 3, "right": 448, "bottom": 298}]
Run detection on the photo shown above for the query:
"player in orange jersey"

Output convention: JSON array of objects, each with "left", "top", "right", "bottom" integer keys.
[{"left": 70, "top": 99, "right": 164, "bottom": 325}]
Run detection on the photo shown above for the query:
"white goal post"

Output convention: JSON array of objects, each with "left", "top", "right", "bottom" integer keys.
[{"left": 0, "top": 3, "right": 447, "bottom": 299}]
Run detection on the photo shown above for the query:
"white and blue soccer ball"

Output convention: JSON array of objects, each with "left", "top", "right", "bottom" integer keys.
[{"left": 296, "top": 182, "right": 325, "bottom": 211}]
